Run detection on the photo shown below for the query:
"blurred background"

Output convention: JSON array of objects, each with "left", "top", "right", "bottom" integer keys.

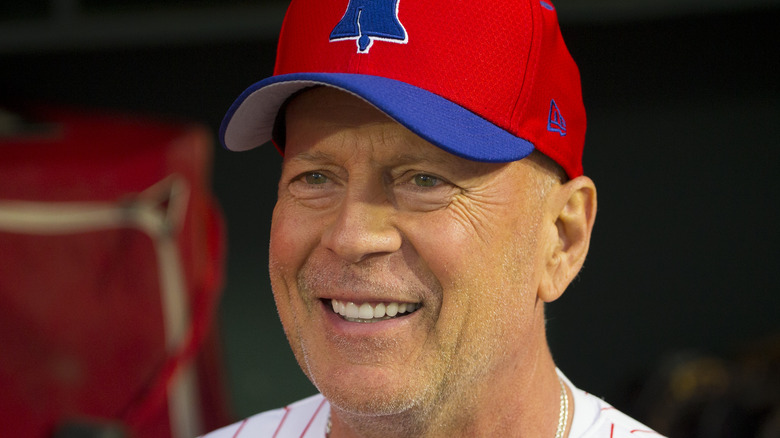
[{"left": 1, "top": 0, "right": 778, "bottom": 437}]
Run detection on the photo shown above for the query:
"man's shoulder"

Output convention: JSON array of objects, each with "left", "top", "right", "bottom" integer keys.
[
  {"left": 200, "top": 394, "right": 330, "bottom": 438},
  {"left": 568, "top": 383, "right": 665, "bottom": 438},
  {"left": 581, "top": 398, "right": 664, "bottom": 437}
]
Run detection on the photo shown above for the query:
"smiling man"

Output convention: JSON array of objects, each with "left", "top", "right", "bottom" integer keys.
[{"left": 203, "top": 0, "right": 663, "bottom": 437}]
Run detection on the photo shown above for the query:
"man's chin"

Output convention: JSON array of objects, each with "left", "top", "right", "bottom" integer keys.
[{"left": 319, "top": 381, "right": 425, "bottom": 417}]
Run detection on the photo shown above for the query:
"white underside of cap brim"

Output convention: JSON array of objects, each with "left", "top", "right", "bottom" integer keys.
[
  {"left": 220, "top": 73, "right": 536, "bottom": 163},
  {"left": 223, "top": 80, "right": 327, "bottom": 151}
]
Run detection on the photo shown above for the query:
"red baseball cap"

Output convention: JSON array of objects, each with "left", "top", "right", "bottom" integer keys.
[{"left": 220, "top": 0, "right": 586, "bottom": 178}]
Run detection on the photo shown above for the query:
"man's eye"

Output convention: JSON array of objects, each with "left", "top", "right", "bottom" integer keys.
[
  {"left": 413, "top": 174, "right": 439, "bottom": 188},
  {"left": 303, "top": 172, "right": 329, "bottom": 185}
]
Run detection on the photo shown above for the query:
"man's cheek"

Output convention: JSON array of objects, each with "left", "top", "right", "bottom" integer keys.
[{"left": 270, "top": 224, "right": 311, "bottom": 268}]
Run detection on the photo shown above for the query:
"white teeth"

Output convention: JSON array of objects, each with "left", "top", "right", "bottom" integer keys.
[
  {"left": 386, "top": 302, "right": 398, "bottom": 317},
  {"left": 373, "top": 303, "right": 386, "bottom": 318},
  {"left": 345, "top": 302, "right": 360, "bottom": 319},
  {"left": 330, "top": 299, "right": 420, "bottom": 322},
  {"left": 358, "top": 303, "right": 374, "bottom": 319}
]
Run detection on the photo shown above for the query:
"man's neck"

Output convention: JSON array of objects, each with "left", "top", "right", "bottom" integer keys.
[{"left": 328, "top": 333, "right": 565, "bottom": 438}]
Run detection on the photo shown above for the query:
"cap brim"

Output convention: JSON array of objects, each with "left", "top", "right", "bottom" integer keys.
[{"left": 220, "top": 72, "right": 535, "bottom": 163}]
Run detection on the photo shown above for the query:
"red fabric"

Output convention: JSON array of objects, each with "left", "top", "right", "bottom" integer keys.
[{"left": 0, "top": 106, "right": 230, "bottom": 437}]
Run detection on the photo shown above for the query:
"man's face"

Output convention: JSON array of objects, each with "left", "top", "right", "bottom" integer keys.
[{"left": 269, "top": 87, "right": 553, "bottom": 419}]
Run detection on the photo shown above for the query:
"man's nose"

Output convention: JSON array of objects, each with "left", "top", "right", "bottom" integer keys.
[{"left": 321, "top": 194, "right": 402, "bottom": 264}]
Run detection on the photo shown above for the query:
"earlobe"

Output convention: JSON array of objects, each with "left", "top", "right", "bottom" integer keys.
[{"left": 538, "top": 176, "right": 597, "bottom": 303}]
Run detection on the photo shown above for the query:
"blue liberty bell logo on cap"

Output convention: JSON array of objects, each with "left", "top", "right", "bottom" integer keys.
[{"left": 330, "top": 0, "right": 408, "bottom": 53}]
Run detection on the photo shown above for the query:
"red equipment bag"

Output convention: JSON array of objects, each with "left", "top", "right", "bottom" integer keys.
[{"left": 0, "top": 106, "right": 231, "bottom": 437}]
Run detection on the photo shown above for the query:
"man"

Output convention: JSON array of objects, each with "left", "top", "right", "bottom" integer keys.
[{"left": 205, "top": 0, "right": 664, "bottom": 436}]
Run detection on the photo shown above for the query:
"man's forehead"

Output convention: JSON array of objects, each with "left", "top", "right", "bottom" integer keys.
[
  {"left": 282, "top": 86, "right": 548, "bottom": 181},
  {"left": 286, "top": 88, "right": 406, "bottom": 145},
  {"left": 286, "top": 86, "right": 386, "bottom": 122},
  {"left": 283, "top": 145, "right": 487, "bottom": 174},
  {"left": 287, "top": 91, "right": 449, "bottom": 155},
  {"left": 282, "top": 131, "right": 517, "bottom": 189}
]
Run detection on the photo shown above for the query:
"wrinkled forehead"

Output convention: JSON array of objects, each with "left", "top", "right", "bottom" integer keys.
[
  {"left": 274, "top": 86, "right": 395, "bottom": 153},
  {"left": 281, "top": 88, "right": 461, "bottom": 162},
  {"left": 279, "top": 86, "right": 564, "bottom": 185},
  {"left": 283, "top": 88, "right": 513, "bottom": 175}
]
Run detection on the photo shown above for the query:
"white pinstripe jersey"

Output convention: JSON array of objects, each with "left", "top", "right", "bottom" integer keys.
[{"left": 200, "top": 372, "right": 665, "bottom": 438}]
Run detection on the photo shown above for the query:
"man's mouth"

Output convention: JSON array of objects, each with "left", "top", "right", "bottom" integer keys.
[{"left": 329, "top": 299, "right": 420, "bottom": 323}]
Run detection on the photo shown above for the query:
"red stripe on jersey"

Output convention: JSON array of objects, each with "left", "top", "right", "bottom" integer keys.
[
  {"left": 231, "top": 418, "right": 248, "bottom": 438},
  {"left": 610, "top": 423, "right": 615, "bottom": 438},
  {"left": 272, "top": 406, "right": 292, "bottom": 438},
  {"left": 299, "top": 398, "right": 328, "bottom": 437},
  {"left": 631, "top": 430, "right": 660, "bottom": 435}
]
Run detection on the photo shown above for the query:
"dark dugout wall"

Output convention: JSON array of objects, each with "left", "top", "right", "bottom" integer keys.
[{"left": 2, "top": 3, "right": 778, "bottom": 435}]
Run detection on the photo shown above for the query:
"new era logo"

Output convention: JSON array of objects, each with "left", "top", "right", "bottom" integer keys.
[
  {"left": 330, "top": 0, "right": 408, "bottom": 53},
  {"left": 547, "top": 99, "right": 567, "bottom": 136}
]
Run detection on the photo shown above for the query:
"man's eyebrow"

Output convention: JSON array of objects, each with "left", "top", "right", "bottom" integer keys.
[
  {"left": 287, "top": 150, "right": 455, "bottom": 166},
  {"left": 393, "top": 152, "right": 493, "bottom": 177},
  {"left": 392, "top": 152, "right": 459, "bottom": 168},
  {"left": 285, "top": 149, "right": 478, "bottom": 174},
  {"left": 286, "top": 150, "right": 337, "bottom": 164}
]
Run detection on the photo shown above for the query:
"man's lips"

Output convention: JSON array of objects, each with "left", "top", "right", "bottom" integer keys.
[{"left": 328, "top": 299, "right": 421, "bottom": 323}]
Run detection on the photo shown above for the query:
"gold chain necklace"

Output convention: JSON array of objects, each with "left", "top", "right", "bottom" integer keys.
[
  {"left": 555, "top": 377, "right": 570, "bottom": 438},
  {"left": 325, "top": 378, "right": 569, "bottom": 437}
]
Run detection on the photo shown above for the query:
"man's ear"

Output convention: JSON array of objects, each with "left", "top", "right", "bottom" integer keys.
[{"left": 538, "top": 176, "right": 597, "bottom": 303}]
